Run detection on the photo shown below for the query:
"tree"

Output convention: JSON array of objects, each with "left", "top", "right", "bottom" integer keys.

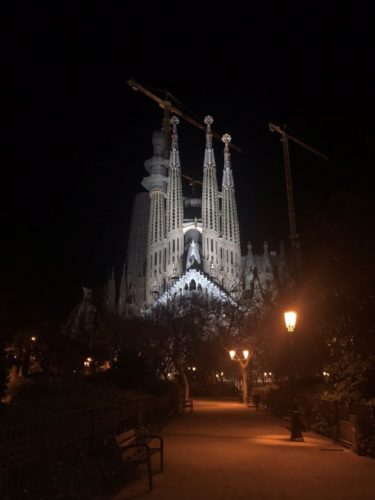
[
  {"left": 145, "top": 288, "right": 277, "bottom": 403},
  {"left": 300, "top": 190, "right": 375, "bottom": 403},
  {"left": 146, "top": 294, "right": 208, "bottom": 400}
]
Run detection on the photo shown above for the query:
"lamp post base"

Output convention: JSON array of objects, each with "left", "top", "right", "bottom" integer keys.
[{"left": 290, "top": 409, "right": 304, "bottom": 442}]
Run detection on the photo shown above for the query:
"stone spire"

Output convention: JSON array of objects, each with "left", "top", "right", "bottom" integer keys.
[
  {"left": 221, "top": 134, "right": 240, "bottom": 246},
  {"left": 118, "top": 258, "right": 127, "bottom": 315},
  {"left": 203, "top": 115, "right": 216, "bottom": 168},
  {"left": 119, "top": 192, "right": 149, "bottom": 315},
  {"left": 202, "top": 116, "right": 220, "bottom": 275},
  {"left": 262, "top": 241, "right": 272, "bottom": 274},
  {"left": 245, "top": 241, "right": 256, "bottom": 275},
  {"left": 166, "top": 116, "right": 184, "bottom": 278},
  {"left": 104, "top": 266, "right": 116, "bottom": 313},
  {"left": 221, "top": 134, "right": 241, "bottom": 285},
  {"left": 260, "top": 241, "right": 275, "bottom": 298},
  {"left": 166, "top": 116, "right": 183, "bottom": 234},
  {"left": 142, "top": 129, "right": 169, "bottom": 304},
  {"left": 222, "top": 134, "right": 235, "bottom": 188},
  {"left": 62, "top": 287, "right": 97, "bottom": 341}
]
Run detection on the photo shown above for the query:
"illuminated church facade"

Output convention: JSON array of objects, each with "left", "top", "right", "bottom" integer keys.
[{"left": 106, "top": 116, "right": 290, "bottom": 315}]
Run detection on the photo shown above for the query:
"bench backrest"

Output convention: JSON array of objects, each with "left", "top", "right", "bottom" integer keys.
[{"left": 115, "top": 429, "right": 137, "bottom": 447}]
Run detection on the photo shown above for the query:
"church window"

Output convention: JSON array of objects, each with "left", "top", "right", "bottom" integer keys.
[
  {"left": 189, "top": 279, "right": 196, "bottom": 291},
  {"left": 231, "top": 252, "right": 233, "bottom": 265},
  {"left": 211, "top": 239, "right": 213, "bottom": 252},
  {"left": 173, "top": 239, "right": 175, "bottom": 252},
  {"left": 177, "top": 239, "right": 179, "bottom": 252},
  {"left": 155, "top": 252, "right": 157, "bottom": 265},
  {"left": 198, "top": 284, "right": 202, "bottom": 291},
  {"left": 184, "top": 283, "right": 188, "bottom": 291}
]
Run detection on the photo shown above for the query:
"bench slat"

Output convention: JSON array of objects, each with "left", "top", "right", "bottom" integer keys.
[
  {"left": 116, "top": 430, "right": 137, "bottom": 447},
  {"left": 122, "top": 448, "right": 148, "bottom": 462},
  {"left": 113, "top": 428, "right": 163, "bottom": 492}
]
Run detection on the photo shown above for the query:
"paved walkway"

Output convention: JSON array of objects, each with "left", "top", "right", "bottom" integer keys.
[{"left": 114, "top": 399, "right": 375, "bottom": 499}]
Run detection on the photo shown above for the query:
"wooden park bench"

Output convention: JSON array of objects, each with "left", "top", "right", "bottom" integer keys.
[{"left": 115, "top": 428, "right": 163, "bottom": 491}]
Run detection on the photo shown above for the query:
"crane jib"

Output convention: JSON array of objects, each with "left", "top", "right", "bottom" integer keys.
[{"left": 127, "top": 78, "right": 242, "bottom": 153}]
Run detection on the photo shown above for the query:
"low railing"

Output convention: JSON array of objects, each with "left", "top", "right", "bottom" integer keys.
[
  {"left": 0, "top": 393, "right": 179, "bottom": 475},
  {"left": 268, "top": 391, "right": 375, "bottom": 454}
]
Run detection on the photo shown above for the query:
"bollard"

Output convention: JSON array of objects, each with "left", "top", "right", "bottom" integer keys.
[{"left": 290, "top": 409, "right": 304, "bottom": 442}]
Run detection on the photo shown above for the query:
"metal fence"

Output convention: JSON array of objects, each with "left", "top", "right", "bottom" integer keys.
[
  {"left": 267, "top": 391, "right": 375, "bottom": 453},
  {"left": 0, "top": 393, "right": 179, "bottom": 475}
]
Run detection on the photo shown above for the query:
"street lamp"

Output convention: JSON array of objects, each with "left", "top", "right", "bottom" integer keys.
[
  {"left": 229, "top": 349, "right": 251, "bottom": 404},
  {"left": 284, "top": 311, "right": 297, "bottom": 333},
  {"left": 284, "top": 310, "right": 304, "bottom": 442}
]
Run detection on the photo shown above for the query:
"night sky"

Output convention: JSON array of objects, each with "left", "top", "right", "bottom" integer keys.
[{"left": 2, "top": 4, "right": 374, "bottom": 324}]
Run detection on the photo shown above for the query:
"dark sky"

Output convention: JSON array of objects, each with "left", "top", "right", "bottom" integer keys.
[{"left": 2, "top": 3, "right": 374, "bottom": 321}]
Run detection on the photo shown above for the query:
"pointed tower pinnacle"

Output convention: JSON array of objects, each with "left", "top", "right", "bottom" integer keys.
[
  {"left": 166, "top": 115, "right": 184, "bottom": 279},
  {"left": 261, "top": 241, "right": 274, "bottom": 288},
  {"left": 222, "top": 133, "right": 235, "bottom": 188},
  {"left": 221, "top": 132, "right": 241, "bottom": 286},
  {"left": 105, "top": 266, "right": 116, "bottom": 313},
  {"left": 169, "top": 115, "right": 180, "bottom": 169},
  {"left": 204, "top": 115, "right": 215, "bottom": 167},
  {"left": 245, "top": 241, "right": 256, "bottom": 274},
  {"left": 244, "top": 241, "right": 256, "bottom": 291},
  {"left": 221, "top": 133, "right": 240, "bottom": 246},
  {"left": 202, "top": 115, "right": 220, "bottom": 275}
]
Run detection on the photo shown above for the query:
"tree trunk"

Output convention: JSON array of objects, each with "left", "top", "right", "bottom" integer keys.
[
  {"left": 179, "top": 368, "right": 190, "bottom": 401},
  {"left": 240, "top": 365, "right": 248, "bottom": 404}
]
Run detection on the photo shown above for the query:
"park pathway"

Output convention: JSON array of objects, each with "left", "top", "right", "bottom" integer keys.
[{"left": 114, "top": 399, "right": 375, "bottom": 499}]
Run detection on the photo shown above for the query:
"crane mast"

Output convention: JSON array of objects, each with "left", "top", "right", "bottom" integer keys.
[
  {"left": 281, "top": 134, "right": 298, "bottom": 242},
  {"left": 269, "top": 122, "right": 328, "bottom": 257}
]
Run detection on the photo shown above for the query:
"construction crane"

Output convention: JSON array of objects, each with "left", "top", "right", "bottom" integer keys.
[
  {"left": 269, "top": 123, "right": 328, "bottom": 250},
  {"left": 181, "top": 174, "right": 203, "bottom": 195},
  {"left": 127, "top": 78, "right": 242, "bottom": 153}
]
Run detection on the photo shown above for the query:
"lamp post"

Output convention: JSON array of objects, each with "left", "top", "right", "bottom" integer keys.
[
  {"left": 229, "top": 349, "right": 252, "bottom": 404},
  {"left": 284, "top": 311, "right": 304, "bottom": 442}
]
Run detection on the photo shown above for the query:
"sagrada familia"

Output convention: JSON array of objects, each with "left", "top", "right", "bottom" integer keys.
[{"left": 105, "top": 116, "right": 291, "bottom": 315}]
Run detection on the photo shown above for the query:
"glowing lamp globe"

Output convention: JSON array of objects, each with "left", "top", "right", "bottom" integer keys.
[{"left": 284, "top": 311, "right": 297, "bottom": 332}]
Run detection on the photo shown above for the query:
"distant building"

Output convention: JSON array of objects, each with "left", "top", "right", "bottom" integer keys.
[{"left": 106, "top": 116, "right": 291, "bottom": 315}]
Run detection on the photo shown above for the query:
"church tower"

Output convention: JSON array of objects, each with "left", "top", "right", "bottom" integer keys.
[
  {"left": 117, "top": 108, "right": 289, "bottom": 316},
  {"left": 143, "top": 130, "right": 169, "bottom": 304},
  {"left": 201, "top": 116, "right": 220, "bottom": 276},
  {"left": 166, "top": 116, "right": 184, "bottom": 280},
  {"left": 220, "top": 133, "right": 241, "bottom": 291}
]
